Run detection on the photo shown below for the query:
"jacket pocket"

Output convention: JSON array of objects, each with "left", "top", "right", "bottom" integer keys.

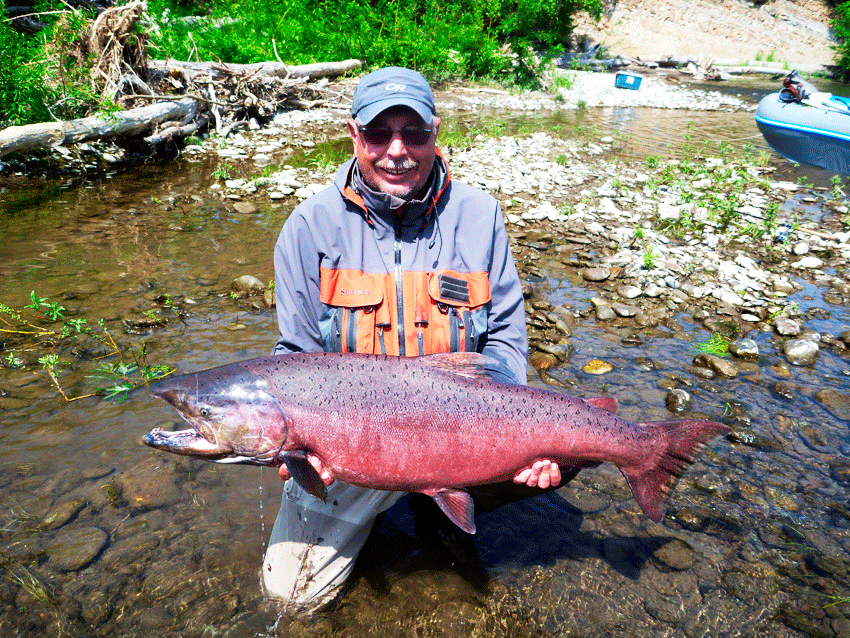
[
  {"left": 319, "top": 269, "right": 384, "bottom": 353},
  {"left": 425, "top": 270, "right": 491, "bottom": 354}
]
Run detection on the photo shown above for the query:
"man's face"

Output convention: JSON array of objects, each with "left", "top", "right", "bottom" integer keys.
[{"left": 347, "top": 105, "right": 441, "bottom": 200}]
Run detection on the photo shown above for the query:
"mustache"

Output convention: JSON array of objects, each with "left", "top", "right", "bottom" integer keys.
[{"left": 375, "top": 158, "right": 419, "bottom": 172}]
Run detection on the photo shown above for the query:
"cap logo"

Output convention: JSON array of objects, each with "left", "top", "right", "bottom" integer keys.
[{"left": 384, "top": 83, "right": 407, "bottom": 92}]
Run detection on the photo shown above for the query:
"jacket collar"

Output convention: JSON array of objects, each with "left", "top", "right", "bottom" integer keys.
[{"left": 338, "top": 149, "right": 451, "bottom": 227}]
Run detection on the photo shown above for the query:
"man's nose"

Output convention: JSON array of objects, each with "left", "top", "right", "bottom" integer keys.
[{"left": 385, "top": 133, "right": 408, "bottom": 156}]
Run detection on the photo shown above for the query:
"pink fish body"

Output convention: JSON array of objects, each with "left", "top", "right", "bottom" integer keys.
[{"left": 144, "top": 352, "right": 730, "bottom": 532}]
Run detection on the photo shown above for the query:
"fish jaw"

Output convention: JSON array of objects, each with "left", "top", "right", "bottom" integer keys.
[
  {"left": 142, "top": 427, "right": 232, "bottom": 459},
  {"left": 146, "top": 368, "right": 290, "bottom": 464}
]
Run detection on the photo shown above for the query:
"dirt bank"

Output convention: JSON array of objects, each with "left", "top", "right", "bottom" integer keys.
[{"left": 574, "top": 0, "right": 837, "bottom": 68}]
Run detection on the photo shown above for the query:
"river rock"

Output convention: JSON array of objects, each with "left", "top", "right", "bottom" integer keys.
[
  {"left": 230, "top": 274, "right": 266, "bottom": 297},
  {"left": 693, "top": 354, "right": 738, "bottom": 378},
  {"left": 783, "top": 338, "right": 819, "bottom": 366},
  {"left": 232, "top": 201, "right": 258, "bottom": 214},
  {"left": 728, "top": 338, "right": 758, "bottom": 360},
  {"left": 37, "top": 499, "right": 87, "bottom": 531},
  {"left": 529, "top": 351, "right": 557, "bottom": 372},
  {"left": 583, "top": 359, "right": 613, "bottom": 374},
  {"left": 582, "top": 266, "right": 611, "bottom": 282},
  {"left": 618, "top": 284, "right": 642, "bottom": 299},
  {"left": 774, "top": 317, "right": 801, "bottom": 336},
  {"left": 814, "top": 388, "right": 850, "bottom": 420},
  {"left": 653, "top": 539, "right": 697, "bottom": 571},
  {"left": 665, "top": 388, "right": 691, "bottom": 413},
  {"left": 46, "top": 526, "right": 108, "bottom": 572},
  {"left": 612, "top": 302, "right": 638, "bottom": 318},
  {"left": 115, "top": 458, "right": 183, "bottom": 510}
]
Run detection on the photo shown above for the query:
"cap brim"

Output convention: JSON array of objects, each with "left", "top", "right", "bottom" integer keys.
[{"left": 355, "top": 98, "right": 434, "bottom": 126}]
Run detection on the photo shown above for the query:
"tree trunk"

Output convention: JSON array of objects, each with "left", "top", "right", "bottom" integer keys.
[
  {"left": 147, "top": 58, "right": 363, "bottom": 82},
  {"left": 0, "top": 99, "right": 197, "bottom": 158}
]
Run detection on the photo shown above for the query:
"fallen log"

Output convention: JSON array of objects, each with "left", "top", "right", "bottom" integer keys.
[
  {"left": 0, "top": 98, "right": 196, "bottom": 158},
  {"left": 147, "top": 58, "right": 363, "bottom": 82}
]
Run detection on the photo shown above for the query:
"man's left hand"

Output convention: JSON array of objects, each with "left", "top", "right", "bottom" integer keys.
[{"left": 513, "top": 460, "right": 561, "bottom": 489}]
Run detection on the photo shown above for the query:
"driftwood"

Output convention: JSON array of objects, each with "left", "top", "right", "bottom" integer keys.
[
  {"left": 147, "top": 58, "right": 363, "bottom": 82},
  {"left": 0, "top": 56, "right": 361, "bottom": 159},
  {"left": 0, "top": 99, "right": 196, "bottom": 158}
]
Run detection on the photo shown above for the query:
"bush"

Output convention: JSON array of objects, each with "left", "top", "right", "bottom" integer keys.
[
  {"left": 0, "top": 24, "right": 54, "bottom": 127},
  {"left": 1, "top": 0, "right": 603, "bottom": 126},
  {"left": 834, "top": 1, "right": 850, "bottom": 77}
]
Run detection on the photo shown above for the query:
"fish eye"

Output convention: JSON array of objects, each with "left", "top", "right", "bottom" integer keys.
[{"left": 199, "top": 406, "right": 211, "bottom": 417}]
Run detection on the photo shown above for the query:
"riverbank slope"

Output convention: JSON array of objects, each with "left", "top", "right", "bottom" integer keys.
[{"left": 573, "top": 0, "right": 836, "bottom": 69}]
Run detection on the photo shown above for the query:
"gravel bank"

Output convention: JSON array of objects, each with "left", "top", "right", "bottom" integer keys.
[{"left": 202, "top": 70, "right": 850, "bottom": 374}]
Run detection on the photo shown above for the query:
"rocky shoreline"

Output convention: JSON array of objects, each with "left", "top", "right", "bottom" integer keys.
[{"left": 208, "top": 71, "right": 850, "bottom": 385}]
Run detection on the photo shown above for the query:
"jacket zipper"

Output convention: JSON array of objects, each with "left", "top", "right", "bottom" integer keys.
[{"left": 394, "top": 217, "right": 406, "bottom": 356}]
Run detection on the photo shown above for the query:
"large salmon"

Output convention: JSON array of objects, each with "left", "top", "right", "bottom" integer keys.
[{"left": 143, "top": 352, "right": 730, "bottom": 533}]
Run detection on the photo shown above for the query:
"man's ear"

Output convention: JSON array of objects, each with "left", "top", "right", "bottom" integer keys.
[{"left": 346, "top": 119, "right": 359, "bottom": 145}]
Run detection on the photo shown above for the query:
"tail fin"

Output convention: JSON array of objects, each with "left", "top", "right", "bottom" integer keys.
[{"left": 620, "top": 419, "right": 730, "bottom": 522}]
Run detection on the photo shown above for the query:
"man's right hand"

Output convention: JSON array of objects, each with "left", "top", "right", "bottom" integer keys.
[{"left": 278, "top": 453, "right": 335, "bottom": 486}]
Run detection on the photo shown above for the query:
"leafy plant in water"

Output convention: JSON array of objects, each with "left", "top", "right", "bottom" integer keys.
[
  {"left": 1, "top": 292, "right": 174, "bottom": 402},
  {"left": 692, "top": 333, "right": 730, "bottom": 357}
]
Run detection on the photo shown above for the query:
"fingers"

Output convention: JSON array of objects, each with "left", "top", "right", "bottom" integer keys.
[
  {"left": 309, "top": 454, "right": 334, "bottom": 486},
  {"left": 512, "top": 460, "right": 561, "bottom": 488}
]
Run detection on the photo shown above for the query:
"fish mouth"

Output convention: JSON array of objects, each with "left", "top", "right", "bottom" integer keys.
[{"left": 143, "top": 427, "right": 229, "bottom": 458}]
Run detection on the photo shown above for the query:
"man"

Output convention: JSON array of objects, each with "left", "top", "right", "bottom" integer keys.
[{"left": 263, "top": 66, "right": 560, "bottom": 613}]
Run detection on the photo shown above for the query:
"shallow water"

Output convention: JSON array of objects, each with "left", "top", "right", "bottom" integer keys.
[{"left": 1, "top": 82, "right": 849, "bottom": 637}]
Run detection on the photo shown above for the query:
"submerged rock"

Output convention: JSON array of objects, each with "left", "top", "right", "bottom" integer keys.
[
  {"left": 783, "top": 338, "right": 819, "bottom": 366},
  {"left": 46, "top": 526, "right": 108, "bottom": 572}
]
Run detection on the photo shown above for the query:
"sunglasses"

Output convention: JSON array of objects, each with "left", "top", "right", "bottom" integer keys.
[{"left": 357, "top": 126, "right": 434, "bottom": 147}]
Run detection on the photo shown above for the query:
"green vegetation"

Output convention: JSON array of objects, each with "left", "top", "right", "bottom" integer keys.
[
  {"left": 1, "top": 0, "right": 602, "bottom": 127},
  {"left": 692, "top": 333, "right": 730, "bottom": 357},
  {"left": 1, "top": 291, "right": 174, "bottom": 401},
  {"left": 834, "top": 1, "right": 850, "bottom": 77}
]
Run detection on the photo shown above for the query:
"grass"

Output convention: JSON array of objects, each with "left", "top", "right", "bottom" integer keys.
[{"left": 692, "top": 333, "right": 731, "bottom": 357}]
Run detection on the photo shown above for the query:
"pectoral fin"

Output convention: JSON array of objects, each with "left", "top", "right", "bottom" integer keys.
[
  {"left": 422, "top": 487, "right": 476, "bottom": 534},
  {"left": 283, "top": 451, "right": 327, "bottom": 502}
]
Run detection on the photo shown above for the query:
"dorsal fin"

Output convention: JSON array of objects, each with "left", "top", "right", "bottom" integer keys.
[
  {"left": 582, "top": 397, "right": 618, "bottom": 413},
  {"left": 418, "top": 352, "right": 518, "bottom": 384}
]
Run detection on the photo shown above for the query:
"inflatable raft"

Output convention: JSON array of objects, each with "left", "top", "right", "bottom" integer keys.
[{"left": 755, "top": 90, "right": 850, "bottom": 175}]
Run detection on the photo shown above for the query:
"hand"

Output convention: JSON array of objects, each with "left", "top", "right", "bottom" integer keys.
[
  {"left": 278, "top": 453, "right": 335, "bottom": 486},
  {"left": 513, "top": 460, "right": 561, "bottom": 489}
]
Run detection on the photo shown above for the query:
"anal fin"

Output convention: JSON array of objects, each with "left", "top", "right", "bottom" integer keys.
[{"left": 422, "top": 487, "right": 476, "bottom": 534}]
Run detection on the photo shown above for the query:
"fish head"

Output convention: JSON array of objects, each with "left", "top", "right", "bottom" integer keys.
[{"left": 144, "top": 367, "right": 290, "bottom": 465}]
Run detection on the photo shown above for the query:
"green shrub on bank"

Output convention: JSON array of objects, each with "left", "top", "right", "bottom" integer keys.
[
  {"left": 1, "top": 0, "right": 601, "bottom": 127},
  {"left": 0, "top": 24, "right": 54, "bottom": 127},
  {"left": 146, "top": 0, "right": 602, "bottom": 83},
  {"left": 833, "top": 1, "right": 850, "bottom": 77}
]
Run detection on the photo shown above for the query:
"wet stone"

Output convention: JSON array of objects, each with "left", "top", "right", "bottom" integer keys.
[
  {"left": 230, "top": 274, "right": 266, "bottom": 298},
  {"left": 582, "top": 266, "right": 611, "bottom": 282},
  {"left": 611, "top": 302, "right": 638, "bottom": 318},
  {"left": 37, "top": 499, "right": 86, "bottom": 531},
  {"left": 783, "top": 338, "right": 819, "bottom": 366},
  {"left": 814, "top": 388, "right": 850, "bottom": 421},
  {"left": 595, "top": 305, "right": 616, "bottom": 321},
  {"left": 582, "top": 359, "right": 613, "bottom": 375},
  {"left": 693, "top": 354, "right": 739, "bottom": 378},
  {"left": 653, "top": 538, "right": 697, "bottom": 571},
  {"left": 115, "top": 458, "right": 184, "bottom": 510},
  {"left": 46, "top": 526, "right": 108, "bottom": 572},
  {"left": 529, "top": 351, "right": 557, "bottom": 372},
  {"left": 771, "top": 381, "right": 796, "bottom": 401},
  {"left": 728, "top": 338, "right": 758, "bottom": 360},
  {"left": 665, "top": 388, "right": 691, "bottom": 413},
  {"left": 774, "top": 316, "right": 801, "bottom": 336}
]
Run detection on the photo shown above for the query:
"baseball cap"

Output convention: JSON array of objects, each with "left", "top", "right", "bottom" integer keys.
[{"left": 351, "top": 67, "right": 436, "bottom": 126}]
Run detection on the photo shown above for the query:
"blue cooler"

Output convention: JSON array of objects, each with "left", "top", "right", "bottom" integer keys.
[{"left": 615, "top": 72, "right": 642, "bottom": 90}]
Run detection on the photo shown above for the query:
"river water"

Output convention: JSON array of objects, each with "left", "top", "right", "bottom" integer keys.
[{"left": 0, "top": 78, "right": 849, "bottom": 637}]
